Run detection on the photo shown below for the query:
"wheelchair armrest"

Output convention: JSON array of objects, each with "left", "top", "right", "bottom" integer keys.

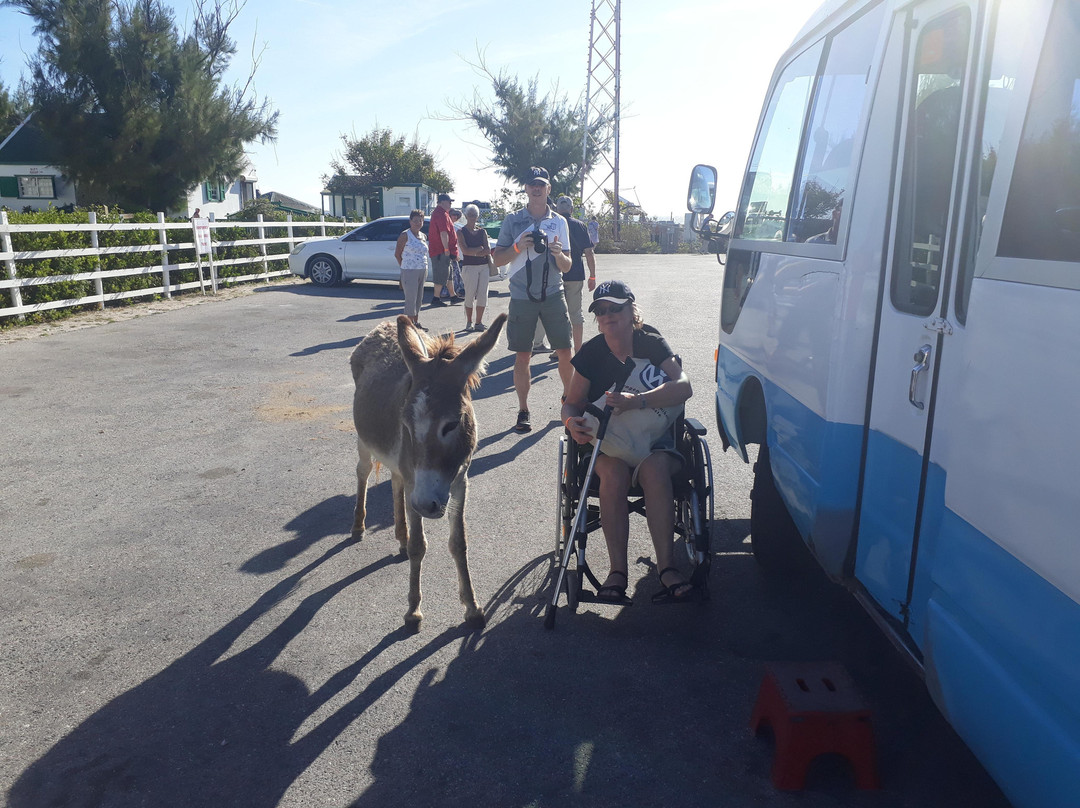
[{"left": 683, "top": 417, "right": 707, "bottom": 437}]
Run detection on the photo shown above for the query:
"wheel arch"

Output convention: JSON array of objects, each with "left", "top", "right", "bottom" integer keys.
[{"left": 735, "top": 375, "right": 768, "bottom": 454}]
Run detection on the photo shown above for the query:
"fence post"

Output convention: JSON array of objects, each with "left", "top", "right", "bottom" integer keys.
[
  {"left": 159, "top": 212, "right": 170, "bottom": 298},
  {"left": 287, "top": 214, "right": 295, "bottom": 253},
  {"left": 206, "top": 216, "right": 218, "bottom": 293},
  {"left": 88, "top": 211, "right": 105, "bottom": 310},
  {"left": 319, "top": 214, "right": 326, "bottom": 237},
  {"left": 257, "top": 213, "right": 269, "bottom": 280},
  {"left": 1, "top": 210, "right": 24, "bottom": 319}
]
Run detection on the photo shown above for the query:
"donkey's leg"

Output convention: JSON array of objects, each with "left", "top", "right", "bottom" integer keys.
[
  {"left": 390, "top": 472, "right": 409, "bottom": 556},
  {"left": 448, "top": 472, "right": 484, "bottom": 628},
  {"left": 352, "top": 439, "right": 374, "bottom": 539},
  {"left": 404, "top": 500, "right": 427, "bottom": 630}
]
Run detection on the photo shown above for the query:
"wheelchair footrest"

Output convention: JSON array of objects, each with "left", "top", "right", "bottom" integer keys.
[{"left": 578, "top": 589, "right": 633, "bottom": 606}]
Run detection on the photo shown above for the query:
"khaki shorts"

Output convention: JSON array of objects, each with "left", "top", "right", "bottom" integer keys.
[
  {"left": 563, "top": 280, "right": 585, "bottom": 326},
  {"left": 507, "top": 294, "right": 572, "bottom": 352}
]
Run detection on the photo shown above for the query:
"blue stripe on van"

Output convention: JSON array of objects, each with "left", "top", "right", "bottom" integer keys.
[
  {"left": 924, "top": 510, "right": 1080, "bottom": 808},
  {"left": 715, "top": 345, "right": 861, "bottom": 576}
]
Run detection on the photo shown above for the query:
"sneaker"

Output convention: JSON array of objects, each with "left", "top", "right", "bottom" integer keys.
[
  {"left": 464, "top": 323, "right": 474, "bottom": 332},
  {"left": 474, "top": 322, "right": 487, "bottom": 332},
  {"left": 514, "top": 410, "right": 532, "bottom": 433},
  {"left": 430, "top": 298, "right": 446, "bottom": 307},
  {"left": 549, "top": 351, "right": 559, "bottom": 362},
  {"left": 532, "top": 343, "right": 551, "bottom": 353}
]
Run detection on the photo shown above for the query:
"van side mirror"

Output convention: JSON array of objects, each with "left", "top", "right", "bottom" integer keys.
[{"left": 687, "top": 164, "right": 718, "bottom": 216}]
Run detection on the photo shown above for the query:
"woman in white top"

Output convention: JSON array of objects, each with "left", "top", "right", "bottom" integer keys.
[{"left": 394, "top": 209, "right": 429, "bottom": 329}]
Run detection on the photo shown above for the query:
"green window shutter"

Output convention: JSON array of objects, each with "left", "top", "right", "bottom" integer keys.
[{"left": 0, "top": 176, "right": 18, "bottom": 197}]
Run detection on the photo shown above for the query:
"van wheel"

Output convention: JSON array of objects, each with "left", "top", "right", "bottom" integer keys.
[{"left": 750, "top": 445, "right": 811, "bottom": 574}]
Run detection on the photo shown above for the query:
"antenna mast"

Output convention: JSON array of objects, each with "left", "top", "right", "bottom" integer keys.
[{"left": 580, "top": 0, "right": 621, "bottom": 242}]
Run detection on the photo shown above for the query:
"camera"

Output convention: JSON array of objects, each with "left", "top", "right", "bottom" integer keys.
[{"left": 530, "top": 228, "right": 547, "bottom": 253}]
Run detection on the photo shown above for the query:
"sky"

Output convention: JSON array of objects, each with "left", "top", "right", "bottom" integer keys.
[{"left": 0, "top": 0, "right": 814, "bottom": 220}]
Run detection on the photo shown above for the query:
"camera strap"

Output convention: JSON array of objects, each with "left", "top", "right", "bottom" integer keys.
[{"left": 524, "top": 250, "right": 549, "bottom": 303}]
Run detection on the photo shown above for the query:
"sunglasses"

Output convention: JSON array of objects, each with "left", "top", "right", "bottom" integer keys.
[{"left": 593, "top": 302, "right": 627, "bottom": 316}]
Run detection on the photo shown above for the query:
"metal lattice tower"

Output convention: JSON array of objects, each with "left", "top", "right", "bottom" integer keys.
[{"left": 580, "top": 0, "right": 620, "bottom": 241}]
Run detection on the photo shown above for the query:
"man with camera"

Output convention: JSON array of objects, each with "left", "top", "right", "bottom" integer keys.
[{"left": 492, "top": 166, "right": 573, "bottom": 433}]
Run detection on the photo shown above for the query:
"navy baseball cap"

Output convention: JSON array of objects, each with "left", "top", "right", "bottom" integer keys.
[
  {"left": 588, "top": 279, "right": 635, "bottom": 311},
  {"left": 526, "top": 166, "right": 550, "bottom": 185},
  {"left": 437, "top": 192, "right": 453, "bottom": 203}
]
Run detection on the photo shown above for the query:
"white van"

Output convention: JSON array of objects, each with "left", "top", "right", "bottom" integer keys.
[{"left": 688, "top": 1, "right": 1079, "bottom": 805}]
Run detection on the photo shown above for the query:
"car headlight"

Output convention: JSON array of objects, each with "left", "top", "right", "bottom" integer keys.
[{"left": 289, "top": 245, "right": 305, "bottom": 255}]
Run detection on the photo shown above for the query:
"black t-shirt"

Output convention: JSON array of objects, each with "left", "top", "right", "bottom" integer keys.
[
  {"left": 564, "top": 217, "right": 591, "bottom": 281},
  {"left": 571, "top": 325, "right": 674, "bottom": 402}
]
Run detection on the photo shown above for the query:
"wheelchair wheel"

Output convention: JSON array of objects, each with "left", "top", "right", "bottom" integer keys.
[
  {"left": 679, "top": 431, "right": 714, "bottom": 592},
  {"left": 565, "top": 569, "right": 580, "bottom": 612},
  {"left": 554, "top": 437, "right": 577, "bottom": 561}
]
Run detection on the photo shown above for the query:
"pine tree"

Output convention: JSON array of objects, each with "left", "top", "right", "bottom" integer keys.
[
  {"left": 3, "top": 0, "right": 278, "bottom": 211},
  {"left": 323, "top": 127, "right": 453, "bottom": 196},
  {"left": 447, "top": 61, "right": 613, "bottom": 197}
]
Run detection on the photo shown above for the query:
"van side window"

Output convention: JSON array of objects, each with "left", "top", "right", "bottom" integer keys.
[
  {"left": 735, "top": 42, "right": 823, "bottom": 242},
  {"left": 891, "top": 9, "right": 972, "bottom": 316},
  {"left": 788, "top": 2, "right": 885, "bottom": 245},
  {"left": 956, "top": 0, "right": 1027, "bottom": 322},
  {"left": 998, "top": 0, "right": 1080, "bottom": 265}
]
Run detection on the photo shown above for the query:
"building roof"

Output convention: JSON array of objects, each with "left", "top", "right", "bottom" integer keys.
[
  {"left": 0, "top": 114, "right": 62, "bottom": 165},
  {"left": 263, "top": 190, "right": 320, "bottom": 215}
]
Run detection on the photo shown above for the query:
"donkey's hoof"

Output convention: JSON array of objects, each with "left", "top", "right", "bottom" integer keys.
[
  {"left": 350, "top": 529, "right": 364, "bottom": 541},
  {"left": 404, "top": 613, "right": 423, "bottom": 634},
  {"left": 464, "top": 612, "right": 486, "bottom": 631}
]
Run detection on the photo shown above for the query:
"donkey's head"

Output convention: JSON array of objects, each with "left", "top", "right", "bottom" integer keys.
[{"left": 395, "top": 313, "right": 507, "bottom": 518}]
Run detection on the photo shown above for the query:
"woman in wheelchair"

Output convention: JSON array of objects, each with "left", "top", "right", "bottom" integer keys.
[{"left": 559, "top": 280, "right": 697, "bottom": 604}]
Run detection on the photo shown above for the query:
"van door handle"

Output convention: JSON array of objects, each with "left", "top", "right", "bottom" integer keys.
[{"left": 909, "top": 344, "right": 932, "bottom": 410}]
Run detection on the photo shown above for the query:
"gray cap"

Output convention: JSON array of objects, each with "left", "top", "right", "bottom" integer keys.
[{"left": 555, "top": 196, "right": 573, "bottom": 212}]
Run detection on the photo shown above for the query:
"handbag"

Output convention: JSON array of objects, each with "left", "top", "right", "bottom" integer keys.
[{"left": 580, "top": 357, "right": 679, "bottom": 469}]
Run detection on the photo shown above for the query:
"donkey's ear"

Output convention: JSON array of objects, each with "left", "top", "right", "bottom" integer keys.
[
  {"left": 453, "top": 312, "right": 507, "bottom": 382},
  {"left": 396, "top": 315, "right": 429, "bottom": 373}
]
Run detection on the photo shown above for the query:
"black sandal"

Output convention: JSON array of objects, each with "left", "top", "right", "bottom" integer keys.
[
  {"left": 594, "top": 570, "right": 632, "bottom": 605},
  {"left": 651, "top": 566, "right": 698, "bottom": 604}
]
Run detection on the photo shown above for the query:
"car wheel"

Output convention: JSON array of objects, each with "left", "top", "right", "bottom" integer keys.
[{"left": 306, "top": 255, "right": 341, "bottom": 287}]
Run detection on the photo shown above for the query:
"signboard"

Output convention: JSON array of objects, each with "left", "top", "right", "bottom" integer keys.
[{"left": 192, "top": 217, "right": 212, "bottom": 255}]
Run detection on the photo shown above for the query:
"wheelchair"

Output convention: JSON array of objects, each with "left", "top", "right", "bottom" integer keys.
[{"left": 544, "top": 403, "right": 714, "bottom": 630}]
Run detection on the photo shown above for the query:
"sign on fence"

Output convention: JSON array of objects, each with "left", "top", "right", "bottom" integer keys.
[{"left": 192, "top": 218, "right": 212, "bottom": 255}]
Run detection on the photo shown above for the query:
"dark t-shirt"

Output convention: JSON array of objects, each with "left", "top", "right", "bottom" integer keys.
[
  {"left": 564, "top": 217, "right": 591, "bottom": 281},
  {"left": 571, "top": 325, "right": 674, "bottom": 402},
  {"left": 459, "top": 225, "right": 488, "bottom": 266}
]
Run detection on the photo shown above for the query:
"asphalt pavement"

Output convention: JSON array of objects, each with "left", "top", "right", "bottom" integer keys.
[{"left": 0, "top": 254, "right": 1011, "bottom": 807}]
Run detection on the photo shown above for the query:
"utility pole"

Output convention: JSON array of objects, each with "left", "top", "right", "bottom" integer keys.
[{"left": 580, "top": 0, "right": 621, "bottom": 243}]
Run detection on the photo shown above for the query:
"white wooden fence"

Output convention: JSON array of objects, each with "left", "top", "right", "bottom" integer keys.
[{"left": 0, "top": 211, "right": 360, "bottom": 320}]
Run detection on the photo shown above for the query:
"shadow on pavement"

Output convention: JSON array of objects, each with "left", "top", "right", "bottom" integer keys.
[
  {"left": 240, "top": 489, "right": 394, "bottom": 575},
  {"left": 7, "top": 539, "right": 439, "bottom": 808}
]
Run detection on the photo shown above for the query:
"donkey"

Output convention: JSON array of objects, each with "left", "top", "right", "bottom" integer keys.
[{"left": 350, "top": 313, "right": 506, "bottom": 630}]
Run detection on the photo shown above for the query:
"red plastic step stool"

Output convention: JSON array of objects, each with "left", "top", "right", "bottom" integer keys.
[{"left": 750, "top": 661, "right": 879, "bottom": 791}]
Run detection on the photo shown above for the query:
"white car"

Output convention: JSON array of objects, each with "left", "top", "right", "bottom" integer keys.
[
  {"left": 288, "top": 216, "right": 425, "bottom": 287},
  {"left": 288, "top": 215, "right": 502, "bottom": 287}
]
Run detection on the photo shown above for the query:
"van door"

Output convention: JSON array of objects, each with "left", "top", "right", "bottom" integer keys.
[{"left": 854, "top": 1, "right": 976, "bottom": 625}]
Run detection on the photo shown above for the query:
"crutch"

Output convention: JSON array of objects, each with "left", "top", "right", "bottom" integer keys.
[{"left": 544, "top": 356, "right": 635, "bottom": 630}]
